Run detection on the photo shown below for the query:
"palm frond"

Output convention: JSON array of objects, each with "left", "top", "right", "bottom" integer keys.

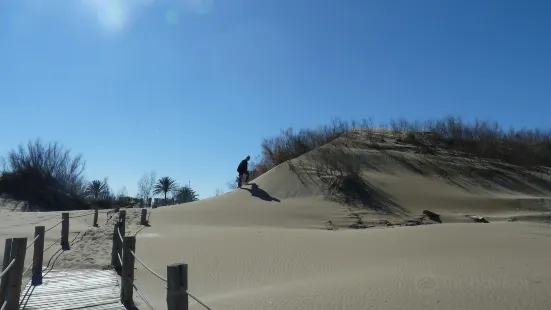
[
  {"left": 85, "top": 179, "right": 109, "bottom": 200},
  {"left": 153, "top": 177, "right": 178, "bottom": 196}
]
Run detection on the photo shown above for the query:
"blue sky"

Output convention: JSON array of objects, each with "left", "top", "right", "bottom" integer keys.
[{"left": 1, "top": 0, "right": 550, "bottom": 199}]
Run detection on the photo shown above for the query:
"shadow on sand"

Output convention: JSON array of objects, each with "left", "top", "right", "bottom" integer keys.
[
  {"left": 382, "top": 150, "right": 551, "bottom": 195},
  {"left": 287, "top": 156, "right": 407, "bottom": 216},
  {"left": 241, "top": 183, "right": 281, "bottom": 202},
  {"left": 329, "top": 175, "right": 408, "bottom": 216}
]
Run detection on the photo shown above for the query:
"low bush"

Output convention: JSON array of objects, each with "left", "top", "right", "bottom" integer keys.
[{"left": 0, "top": 139, "right": 89, "bottom": 211}]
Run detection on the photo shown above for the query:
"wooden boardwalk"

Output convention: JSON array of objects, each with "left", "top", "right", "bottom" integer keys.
[{"left": 19, "top": 269, "right": 126, "bottom": 310}]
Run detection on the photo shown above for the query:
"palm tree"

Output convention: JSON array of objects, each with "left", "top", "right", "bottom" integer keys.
[
  {"left": 175, "top": 185, "right": 199, "bottom": 203},
  {"left": 153, "top": 177, "right": 178, "bottom": 205},
  {"left": 85, "top": 179, "right": 109, "bottom": 200}
]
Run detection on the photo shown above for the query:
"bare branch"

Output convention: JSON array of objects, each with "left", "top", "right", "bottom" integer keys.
[{"left": 137, "top": 170, "right": 156, "bottom": 204}]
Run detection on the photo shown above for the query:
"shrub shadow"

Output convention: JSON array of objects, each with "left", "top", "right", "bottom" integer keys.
[
  {"left": 287, "top": 153, "right": 407, "bottom": 216},
  {"left": 327, "top": 174, "right": 408, "bottom": 216},
  {"left": 385, "top": 149, "right": 551, "bottom": 195}
]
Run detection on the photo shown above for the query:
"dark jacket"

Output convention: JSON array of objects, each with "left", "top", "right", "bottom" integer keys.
[{"left": 237, "top": 159, "right": 248, "bottom": 173}]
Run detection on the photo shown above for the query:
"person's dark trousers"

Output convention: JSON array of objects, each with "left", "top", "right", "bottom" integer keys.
[{"left": 238, "top": 171, "right": 250, "bottom": 187}]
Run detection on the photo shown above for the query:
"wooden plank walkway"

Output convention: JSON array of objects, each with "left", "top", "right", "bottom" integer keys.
[{"left": 19, "top": 269, "right": 126, "bottom": 310}]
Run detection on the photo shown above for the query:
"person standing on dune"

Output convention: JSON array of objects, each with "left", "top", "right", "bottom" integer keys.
[{"left": 237, "top": 155, "right": 250, "bottom": 188}]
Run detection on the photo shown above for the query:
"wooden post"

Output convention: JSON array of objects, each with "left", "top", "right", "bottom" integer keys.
[
  {"left": 167, "top": 263, "right": 188, "bottom": 310},
  {"left": 61, "top": 212, "right": 70, "bottom": 250},
  {"left": 32, "top": 226, "right": 45, "bottom": 286},
  {"left": 5, "top": 237, "right": 27, "bottom": 310},
  {"left": 119, "top": 210, "right": 126, "bottom": 238},
  {"left": 140, "top": 209, "right": 148, "bottom": 226},
  {"left": 114, "top": 210, "right": 126, "bottom": 274},
  {"left": 0, "top": 238, "right": 13, "bottom": 306},
  {"left": 93, "top": 207, "right": 99, "bottom": 227},
  {"left": 111, "top": 222, "right": 122, "bottom": 272},
  {"left": 120, "top": 236, "right": 136, "bottom": 307}
]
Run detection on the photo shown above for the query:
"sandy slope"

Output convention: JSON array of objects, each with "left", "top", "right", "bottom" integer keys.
[
  {"left": 2, "top": 208, "right": 551, "bottom": 310},
  {"left": 2, "top": 129, "right": 551, "bottom": 309},
  {"left": 133, "top": 222, "right": 551, "bottom": 310}
]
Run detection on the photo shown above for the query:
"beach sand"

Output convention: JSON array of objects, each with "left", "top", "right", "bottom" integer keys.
[{"left": 2, "top": 129, "right": 551, "bottom": 309}]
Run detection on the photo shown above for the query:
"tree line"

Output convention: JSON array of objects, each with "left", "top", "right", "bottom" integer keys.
[{"left": 0, "top": 139, "right": 198, "bottom": 211}]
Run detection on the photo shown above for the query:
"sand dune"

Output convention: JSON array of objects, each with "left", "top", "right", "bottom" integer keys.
[{"left": 2, "top": 129, "right": 551, "bottom": 309}]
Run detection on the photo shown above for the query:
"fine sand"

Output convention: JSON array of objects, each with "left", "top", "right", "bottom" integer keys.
[{"left": 2, "top": 129, "right": 551, "bottom": 309}]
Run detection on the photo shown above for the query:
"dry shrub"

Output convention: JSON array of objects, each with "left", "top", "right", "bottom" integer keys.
[
  {"left": 307, "top": 146, "right": 364, "bottom": 201},
  {"left": 252, "top": 118, "right": 355, "bottom": 177},
  {"left": 248, "top": 115, "right": 551, "bottom": 187},
  {"left": 0, "top": 139, "right": 88, "bottom": 211},
  {"left": 388, "top": 116, "right": 551, "bottom": 170},
  {"left": 303, "top": 146, "right": 405, "bottom": 214}
]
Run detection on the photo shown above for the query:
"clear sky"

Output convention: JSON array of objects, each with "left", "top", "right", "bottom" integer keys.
[{"left": 1, "top": 0, "right": 550, "bottom": 199}]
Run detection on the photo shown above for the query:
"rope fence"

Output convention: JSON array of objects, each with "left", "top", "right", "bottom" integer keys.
[
  {"left": 0, "top": 210, "right": 79, "bottom": 310},
  {"left": 0, "top": 206, "right": 212, "bottom": 310},
  {"left": 24, "top": 236, "right": 40, "bottom": 251},
  {"left": 131, "top": 250, "right": 167, "bottom": 282},
  {"left": 0, "top": 207, "right": 144, "bottom": 310},
  {"left": 111, "top": 209, "right": 214, "bottom": 310},
  {"left": 0, "top": 260, "right": 15, "bottom": 279},
  {"left": 0, "top": 209, "right": 212, "bottom": 310},
  {"left": 44, "top": 220, "right": 63, "bottom": 232}
]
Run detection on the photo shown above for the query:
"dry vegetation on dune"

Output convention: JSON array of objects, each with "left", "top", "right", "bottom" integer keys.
[
  {"left": 255, "top": 116, "right": 551, "bottom": 174},
  {"left": 248, "top": 116, "right": 551, "bottom": 210}
]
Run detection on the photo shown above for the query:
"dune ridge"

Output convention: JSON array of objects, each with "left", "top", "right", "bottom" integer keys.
[{"left": 2, "top": 128, "right": 551, "bottom": 309}]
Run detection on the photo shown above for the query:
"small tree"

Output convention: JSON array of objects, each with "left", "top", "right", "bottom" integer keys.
[
  {"left": 153, "top": 177, "right": 178, "bottom": 205},
  {"left": 137, "top": 170, "right": 156, "bottom": 206},
  {"left": 85, "top": 177, "right": 116, "bottom": 209},
  {"left": 175, "top": 185, "right": 199, "bottom": 203}
]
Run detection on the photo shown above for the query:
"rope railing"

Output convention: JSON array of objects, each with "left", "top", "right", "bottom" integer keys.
[
  {"left": 0, "top": 259, "right": 15, "bottom": 279},
  {"left": 130, "top": 250, "right": 167, "bottom": 282},
  {"left": 17, "top": 234, "right": 42, "bottom": 278},
  {"left": 21, "top": 261, "right": 33, "bottom": 277},
  {"left": 44, "top": 219, "right": 63, "bottom": 232},
  {"left": 110, "top": 209, "right": 214, "bottom": 310},
  {"left": 19, "top": 231, "right": 83, "bottom": 310},
  {"left": 43, "top": 237, "right": 62, "bottom": 254},
  {"left": 133, "top": 283, "right": 155, "bottom": 310},
  {"left": 117, "top": 225, "right": 124, "bottom": 243},
  {"left": 25, "top": 235, "right": 40, "bottom": 250},
  {"left": 187, "top": 290, "right": 215, "bottom": 310},
  {"left": 0, "top": 207, "right": 203, "bottom": 310},
  {"left": 1, "top": 237, "right": 31, "bottom": 309},
  {"left": 0, "top": 207, "right": 121, "bottom": 310}
]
